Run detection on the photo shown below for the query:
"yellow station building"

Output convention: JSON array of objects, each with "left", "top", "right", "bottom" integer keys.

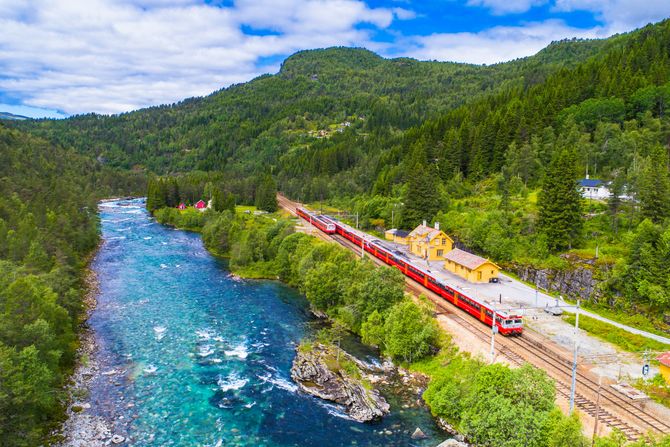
[
  {"left": 443, "top": 248, "right": 500, "bottom": 283},
  {"left": 407, "top": 221, "right": 453, "bottom": 261}
]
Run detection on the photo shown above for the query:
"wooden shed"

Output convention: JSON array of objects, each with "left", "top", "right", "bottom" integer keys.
[{"left": 443, "top": 248, "right": 500, "bottom": 283}]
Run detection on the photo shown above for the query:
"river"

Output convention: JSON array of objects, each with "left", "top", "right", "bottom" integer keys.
[{"left": 84, "top": 198, "right": 444, "bottom": 446}]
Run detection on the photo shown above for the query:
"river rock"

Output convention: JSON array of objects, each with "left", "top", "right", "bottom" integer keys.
[
  {"left": 411, "top": 427, "right": 427, "bottom": 439},
  {"left": 111, "top": 434, "right": 125, "bottom": 444},
  {"left": 436, "top": 439, "right": 469, "bottom": 447},
  {"left": 290, "top": 343, "right": 390, "bottom": 422}
]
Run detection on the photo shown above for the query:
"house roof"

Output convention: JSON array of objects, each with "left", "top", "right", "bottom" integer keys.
[
  {"left": 408, "top": 224, "right": 451, "bottom": 242},
  {"left": 579, "top": 178, "right": 603, "bottom": 188},
  {"left": 443, "top": 248, "right": 497, "bottom": 270},
  {"left": 387, "top": 228, "right": 410, "bottom": 237},
  {"left": 657, "top": 352, "right": 670, "bottom": 367}
]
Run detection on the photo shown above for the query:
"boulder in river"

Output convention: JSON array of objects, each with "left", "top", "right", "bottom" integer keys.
[
  {"left": 412, "top": 427, "right": 428, "bottom": 439},
  {"left": 291, "top": 343, "right": 390, "bottom": 422},
  {"left": 436, "top": 439, "right": 469, "bottom": 447}
]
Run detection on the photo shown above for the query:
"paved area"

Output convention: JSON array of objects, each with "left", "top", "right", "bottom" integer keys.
[{"left": 374, "top": 237, "right": 670, "bottom": 345}]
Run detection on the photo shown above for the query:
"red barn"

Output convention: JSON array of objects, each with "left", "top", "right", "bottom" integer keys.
[
  {"left": 178, "top": 203, "right": 186, "bottom": 210},
  {"left": 195, "top": 200, "right": 207, "bottom": 209}
]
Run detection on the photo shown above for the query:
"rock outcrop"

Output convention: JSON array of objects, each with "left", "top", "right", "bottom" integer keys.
[
  {"left": 509, "top": 254, "right": 608, "bottom": 303},
  {"left": 291, "top": 343, "right": 390, "bottom": 422}
]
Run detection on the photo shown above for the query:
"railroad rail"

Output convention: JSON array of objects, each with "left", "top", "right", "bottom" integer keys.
[{"left": 277, "top": 193, "right": 670, "bottom": 440}]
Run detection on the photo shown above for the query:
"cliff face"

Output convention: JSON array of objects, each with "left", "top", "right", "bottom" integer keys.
[
  {"left": 290, "top": 343, "right": 390, "bottom": 422},
  {"left": 510, "top": 255, "right": 610, "bottom": 303}
]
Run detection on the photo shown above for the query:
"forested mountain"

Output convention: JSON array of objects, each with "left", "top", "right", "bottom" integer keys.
[
  {"left": 8, "top": 21, "right": 666, "bottom": 203},
  {"left": 0, "top": 124, "right": 143, "bottom": 445},
  {"left": 13, "top": 39, "right": 605, "bottom": 177}
]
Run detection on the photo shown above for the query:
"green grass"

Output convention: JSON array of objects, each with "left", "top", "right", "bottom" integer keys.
[
  {"left": 632, "top": 374, "right": 670, "bottom": 408},
  {"left": 562, "top": 313, "right": 670, "bottom": 353},
  {"left": 230, "top": 261, "right": 278, "bottom": 279},
  {"left": 235, "top": 205, "right": 257, "bottom": 214},
  {"left": 576, "top": 304, "right": 670, "bottom": 338}
]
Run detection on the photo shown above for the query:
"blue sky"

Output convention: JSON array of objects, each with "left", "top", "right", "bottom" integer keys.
[{"left": 0, "top": 0, "right": 668, "bottom": 118}]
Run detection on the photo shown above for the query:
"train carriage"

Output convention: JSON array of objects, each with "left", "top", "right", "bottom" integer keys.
[
  {"left": 296, "top": 207, "right": 336, "bottom": 234},
  {"left": 299, "top": 210, "right": 523, "bottom": 335}
]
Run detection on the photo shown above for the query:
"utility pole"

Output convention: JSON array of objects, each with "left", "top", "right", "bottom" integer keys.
[
  {"left": 490, "top": 303, "right": 497, "bottom": 364},
  {"left": 570, "top": 299, "right": 581, "bottom": 414},
  {"left": 591, "top": 375, "right": 602, "bottom": 446}
]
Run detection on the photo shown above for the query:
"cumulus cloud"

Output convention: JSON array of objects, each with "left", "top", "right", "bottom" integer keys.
[
  {"left": 553, "top": 0, "right": 670, "bottom": 33},
  {"left": 2, "top": 0, "right": 668, "bottom": 117},
  {"left": 466, "top": 0, "right": 548, "bottom": 15},
  {"left": 399, "top": 19, "right": 603, "bottom": 65},
  {"left": 0, "top": 0, "right": 397, "bottom": 115}
]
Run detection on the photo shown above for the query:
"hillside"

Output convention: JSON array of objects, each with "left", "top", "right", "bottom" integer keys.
[
  {"left": 0, "top": 112, "right": 29, "bottom": 120},
  {"left": 0, "top": 123, "right": 145, "bottom": 445},
  {"left": 10, "top": 40, "right": 604, "bottom": 175}
]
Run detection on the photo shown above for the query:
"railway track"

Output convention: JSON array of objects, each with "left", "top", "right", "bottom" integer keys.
[{"left": 277, "top": 194, "right": 670, "bottom": 440}]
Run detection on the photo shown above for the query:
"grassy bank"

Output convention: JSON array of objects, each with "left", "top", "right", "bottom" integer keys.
[{"left": 562, "top": 313, "right": 670, "bottom": 353}]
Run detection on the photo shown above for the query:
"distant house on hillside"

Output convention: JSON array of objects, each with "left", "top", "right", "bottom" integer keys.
[
  {"left": 178, "top": 203, "right": 186, "bottom": 210},
  {"left": 407, "top": 221, "right": 453, "bottom": 261},
  {"left": 579, "top": 176, "right": 610, "bottom": 200},
  {"left": 195, "top": 200, "right": 207, "bottom": 210},
  {"left": 443, "top": 248, "right": 500, "bottom": 283}
]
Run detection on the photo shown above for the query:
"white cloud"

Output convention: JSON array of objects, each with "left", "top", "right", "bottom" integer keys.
[
  {"left": 466, "top": 0, "right": 548, "bottom": 15},
  {"left": 553, "top": 0, "right": 670, "bottom": 33},
  {"left": 392, "top": 7, "right": 416, "bottom": 20},
  {"left": 0, "top": 0, "right": 398, "bottom": 115},
  {"left": 398, "top": 19, "right": 604, "bottom": 65}
]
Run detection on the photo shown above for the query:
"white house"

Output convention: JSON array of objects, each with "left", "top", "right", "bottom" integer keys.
[{"left": 579, "top": 176, "right": 610, "bottom": 200}]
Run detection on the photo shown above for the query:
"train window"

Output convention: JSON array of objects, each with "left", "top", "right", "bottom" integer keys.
[{"left": 515, "top": 319, "right": 522, "bottom": 324}]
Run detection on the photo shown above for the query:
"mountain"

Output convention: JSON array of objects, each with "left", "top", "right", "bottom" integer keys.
[
  {"left": 0, "top": 111, "right": 29, "bottom": 120},
  {"left": 11, "top": 39, "right": 606, "bottom": 174},
  {"left": 9, "top": 20, "right": 670, "bottom": 203}
]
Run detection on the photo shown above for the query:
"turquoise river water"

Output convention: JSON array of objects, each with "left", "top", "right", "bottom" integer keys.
[{"left": 88, "top": 198, "right": 444, "bottom": 446}]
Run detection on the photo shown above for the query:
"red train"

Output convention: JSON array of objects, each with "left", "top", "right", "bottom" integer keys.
[
  {"left": 297, "top": 208, "right": 523, "bottom": 335},
  {"left": 296, "top": 207, "right": 336, "bottom": 234}
]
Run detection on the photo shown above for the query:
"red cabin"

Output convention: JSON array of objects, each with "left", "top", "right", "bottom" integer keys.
[
  {"left": 178, "top": 203, "right": 186, "bottom": 210},
  {"left": 195, "top": 200, "right": 207, "bottom": 209}
]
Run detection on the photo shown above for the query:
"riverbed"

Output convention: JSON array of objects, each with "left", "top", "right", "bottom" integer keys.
[{"left": 72, "top": 198, "right": 444, "bottom": 446}]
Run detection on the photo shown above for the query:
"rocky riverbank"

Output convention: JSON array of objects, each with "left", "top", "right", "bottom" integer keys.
[
  {"left": 291, "top": 342, "right": 391, "bottom": 422},
  {"left": 53, "top": 266, "right": 121, "bottom": 447}
]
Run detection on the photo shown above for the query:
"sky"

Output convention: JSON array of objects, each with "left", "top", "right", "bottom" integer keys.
[{"left": 0, "top": 0, "right": 669, "bottom": 118}]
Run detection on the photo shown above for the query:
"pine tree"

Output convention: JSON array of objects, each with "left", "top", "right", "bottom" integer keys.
[
  {"left": 638, "top": 146, "right": 670, "bottom": 223},
  {"left": 538, "top": 149, "right": 583, "bottom": 251},
  {"left": 255, "top": 174, "right": 278, "bottom": 212},
  {"left": 401, "top": 160, "right": 441, "bottom": 229}
]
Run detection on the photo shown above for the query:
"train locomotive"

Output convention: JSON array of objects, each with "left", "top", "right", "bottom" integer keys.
[{"left": 296, "top": 207, "right": 523, "bottom": 335}]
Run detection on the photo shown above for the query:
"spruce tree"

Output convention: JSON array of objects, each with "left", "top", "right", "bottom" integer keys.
[
  {"left": 255, "top": 174, "right": 278, "bottom": 212},
  {"left": 538, "top": 149, "right": 583, "bottom": 251},
  {"left": 401, "top": 160, "right": 441, "bottom": 229},
  {"left": 638, "top": 146, "right": 670, "bottom": 223}
]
